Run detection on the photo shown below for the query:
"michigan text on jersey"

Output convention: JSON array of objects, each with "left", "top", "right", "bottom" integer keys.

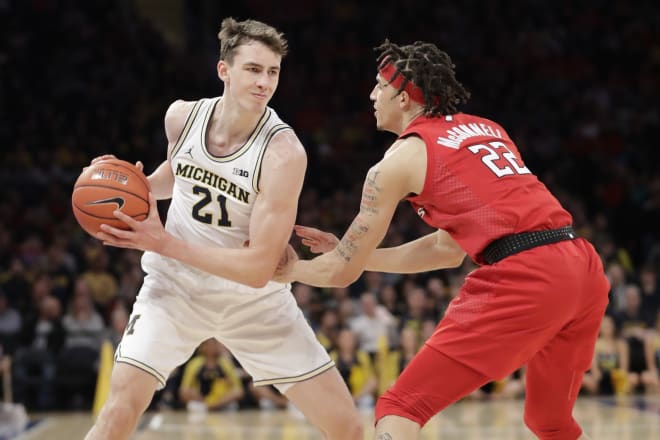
[{"left": 175, "top": 163, "right": 250, "bottom": 203}]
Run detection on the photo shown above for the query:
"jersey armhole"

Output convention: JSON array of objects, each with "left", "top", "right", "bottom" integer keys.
[
  {"left": 169, "top": 100, "right": 205, "bottom": 159},
  {"left": 251, "top": 125, "right": 293, "bottom": 193}
]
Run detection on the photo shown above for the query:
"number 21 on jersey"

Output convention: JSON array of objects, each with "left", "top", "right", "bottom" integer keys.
[
  {"left": 191, "top": 185, "right": 232, "bottom": 227},
  {"left": 467, "top": 141, "right": 530, "bottom": 178}
]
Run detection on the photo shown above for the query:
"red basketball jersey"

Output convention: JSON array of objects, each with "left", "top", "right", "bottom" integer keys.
[{"left": 403, "top": 113, "right": 572, "bottom": 264}]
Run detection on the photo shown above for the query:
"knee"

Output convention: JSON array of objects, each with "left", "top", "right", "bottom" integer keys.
[
  {"left": 100, "top": 397, "right": 143, "bottom": 426},
  {"left": 524, "top": 412, "right": 581, "bottom": 440},
  {"left": 327, "top": 411, "right": 363, "bottom": 440},
  {"left": 338, "top": 418, "right": 364, "bottom": 440},
  {"left": 375, "top": 390, "right": 428, "bottom": 427}
]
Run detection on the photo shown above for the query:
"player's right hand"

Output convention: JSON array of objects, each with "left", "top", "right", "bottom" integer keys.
[
  {"left": 273, "top": 244, "right": 298, "bottom": 283},
  {"left": 294, "top": 225, "right": 339, "bottom": 254},
  {"left": 90, "top": 154, "right": 117, "bottom": 165}
]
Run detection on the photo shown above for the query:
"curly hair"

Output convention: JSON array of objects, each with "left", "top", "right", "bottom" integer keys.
[
  {"left": 375, "top": 39, "right": 470, "bottom": 117},
  {"left": 218, "top": 18, "right": 288, "bottom": 64}
]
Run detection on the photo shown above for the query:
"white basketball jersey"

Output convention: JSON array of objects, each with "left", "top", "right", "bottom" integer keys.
[{"left": 141, "top": 97, "right": 292, "bottom": 293}]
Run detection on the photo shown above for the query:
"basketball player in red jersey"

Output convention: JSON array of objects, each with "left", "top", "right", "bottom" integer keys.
[{"left": 276, "top": 40, "right": 609, "bottom": 439}]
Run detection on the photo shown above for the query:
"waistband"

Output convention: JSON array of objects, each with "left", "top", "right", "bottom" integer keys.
[{"left": 481, "top": 226, "right": 577, "bottom": 265}]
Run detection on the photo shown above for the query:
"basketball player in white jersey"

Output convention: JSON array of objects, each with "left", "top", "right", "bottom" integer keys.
[{"left": 85, "top": 18, "right": 363, "bottom": 440}]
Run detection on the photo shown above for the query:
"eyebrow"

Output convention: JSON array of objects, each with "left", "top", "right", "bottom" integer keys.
[{"left": 243, "top": 62, "right": 280, "bottom": 71}]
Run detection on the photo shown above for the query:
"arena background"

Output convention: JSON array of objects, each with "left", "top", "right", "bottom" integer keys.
[{"left": 1, "top": 0, "right": 659, "bottom": 438}]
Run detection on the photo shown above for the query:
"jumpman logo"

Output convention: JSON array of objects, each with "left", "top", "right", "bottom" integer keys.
[{"left": 184, "top": 147, "right": 194, "bottom": 158}]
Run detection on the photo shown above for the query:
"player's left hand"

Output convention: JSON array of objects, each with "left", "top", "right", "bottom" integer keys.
[
  {"left": 273, "top": 244, "right": 299, "bottom": 283},
  {"left": 96, "top": 193, "right": 167, "bottom": 252},
  {"left": 294, "top": 225, "right": 339, "bottom": 254}
]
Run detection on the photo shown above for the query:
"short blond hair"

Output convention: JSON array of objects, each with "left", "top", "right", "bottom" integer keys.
[{"left": 218, "top": 17, "right": 288, "bottom": 64}]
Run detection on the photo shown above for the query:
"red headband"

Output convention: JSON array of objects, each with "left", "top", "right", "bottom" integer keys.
[{"left": 379, "top": 61, "right": 426, "bottom": 104}]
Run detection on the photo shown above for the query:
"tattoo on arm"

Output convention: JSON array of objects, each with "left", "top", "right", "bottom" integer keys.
[
  {"left": 336, "top": 217, "right": 369, "bottom": 262},
  {"left": 377, "top": 434, "right": 393, "bottom": 440},
  {"left": 335, "top": 169, "right": 383, "bottom": 262},
  {"left": 362, "top": 169, "right": 383, "bottom": 214}
]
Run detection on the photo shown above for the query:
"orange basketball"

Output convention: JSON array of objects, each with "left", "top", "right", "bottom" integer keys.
[{"left": 71, "top": 158, "right": 150, "bottom": 237}]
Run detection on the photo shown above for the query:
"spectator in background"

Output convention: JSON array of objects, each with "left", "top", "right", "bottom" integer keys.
[
  {"left": 325, "top": 286, "right": 353, "bottom": 310},
  {"left": 0, "top": 290, "right": 22, "bottom": 354},
  {"left": 14, "top": 295, "right": 64, "bottom": 410},
  {"left": 80, "top": 247, "right": 118, "bottom": 312},
  {"left": 582, "top": 315, "right": 629, "bottom": 396},
  {"left": 107, "top": 306, "right": 129, "bottom": 349},
  {"left": 331, "top": 328, "right": 378, "bottom": 409},
  {"left": 316, "top": 308, "right": 339, "bottom": 352},
  {"left": 606, "top": 262, "right": 627, "bottom": 313},
  {"left": 613, "top": 284, "right": 654, "bottom": 393},
  {"left": 399, "top": 287, "right": 429, "bottom": 338},
  {"left": 639, "top": 265, "right": 659, "bottom": 318},
  {"left": 0, "top": 258, "right": 31, "bottom": 310},
  {"left": 115, "top": 264, "right": 144, "bottom": 312},
  {"left": 350, "top": 291, "right": 395, "bottom": 358},
  {"left": 292, "top": 283, "right": 315, "bottom": 322},
  {"left": 379, "top": 283, "right": 403, "bottom": 318},
  {"left": 179, "top": 339, "right": 244, "bottom": 411},
  {"left": 395, "top": 327, "right": 420, "bottom": 374},
  {"left": 62, "top": 289, "right": 105, "bottom": 352},
  {"left": 376, "top": 326, "right": 422, "bottom": 398},
  {"left": 58, "top": 287, "right": 105, "bottom": 409},
  {"left": 644, "top": 309, "right": 660, "bottom": 394},
  {"left": 425, "top": 276, "right": 449, "bottom": 320},
  {"left": 45, "top": 236, "right": 77, "bottom": 306},
  {"left": 337, "top": 296, "right": 357, "bottom": 329}
]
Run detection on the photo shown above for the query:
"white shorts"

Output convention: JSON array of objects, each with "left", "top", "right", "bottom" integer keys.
[{"left": 116, "top": 261, "right": 333, "bottom": 393}]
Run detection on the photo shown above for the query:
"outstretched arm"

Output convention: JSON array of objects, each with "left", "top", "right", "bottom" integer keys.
[
  {"left": 295, "top": 226, "right": 465, "bottom": 273},
  {"left": 283, "top": 138, "right": 422, "bottom": 287},
  {"left": 366, "top": 230, "right": 465, "bottom": 273}
]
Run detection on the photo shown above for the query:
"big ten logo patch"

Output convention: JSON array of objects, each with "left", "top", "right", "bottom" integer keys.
[{"left": 233, "top": 168, "right": 249, "bottom": 178}]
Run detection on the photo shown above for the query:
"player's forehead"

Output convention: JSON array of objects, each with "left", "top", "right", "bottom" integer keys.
[{"left": 233, "top": 41, "right": 281, "bottom": 69}]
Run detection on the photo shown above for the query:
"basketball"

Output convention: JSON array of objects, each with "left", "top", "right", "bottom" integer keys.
[{"left": 71, "top": 158, "right": 150, "bottom": 237}]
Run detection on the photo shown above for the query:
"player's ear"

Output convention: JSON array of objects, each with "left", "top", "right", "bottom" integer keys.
[
  {"left": 217, "top": 60, "right": 229, "bottom": 82},
  {"left": 399, "top": 91, "right": 411, "bottom": 109}
]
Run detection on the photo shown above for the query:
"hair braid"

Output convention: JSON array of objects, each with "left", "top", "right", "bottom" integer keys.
[{"left": 375, "top": 39, "right": 470, "bottom": 116}]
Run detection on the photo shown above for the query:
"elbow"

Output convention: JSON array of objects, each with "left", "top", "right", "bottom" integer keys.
[
  {"left": 329, "top": 266, "right": 361, "bottom": 288},
  {"left": 245, "top": 275, "right": 271, "bottom": 289},
  {"left": 244, "top": 259, "right": 279, "bottom": 288},
  {"left": 331, "top": 277, "right": 352, "bottom": 288},
  {"left": 449, "top": 251, "right": 467, "bottom": 268}
]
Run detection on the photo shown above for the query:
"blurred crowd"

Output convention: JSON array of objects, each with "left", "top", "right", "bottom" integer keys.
[{"left": 0, "top": 0, "right": 659, "bottom": 411}]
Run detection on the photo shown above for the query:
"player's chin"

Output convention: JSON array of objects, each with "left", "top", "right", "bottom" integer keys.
[{"left": 247, "top": 101, "right": 268, "bottom": 113}]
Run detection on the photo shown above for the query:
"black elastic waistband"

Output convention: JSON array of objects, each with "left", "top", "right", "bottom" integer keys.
[{"left": 481, "top": 226, "right": 577, "bottom": 265}]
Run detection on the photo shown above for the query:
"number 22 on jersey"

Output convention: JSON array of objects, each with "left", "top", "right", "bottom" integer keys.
[{"left": 467, "top": 141, "right": 530, "bottom": 178}]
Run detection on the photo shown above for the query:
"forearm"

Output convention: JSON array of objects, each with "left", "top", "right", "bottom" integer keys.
[
  {"left": 159, "top": 234, "right": 276, "bottom": 288},
  {"left": 289, "top": 250, "right": 358, "bottom": 288},
  {"left": 366, "top": 231, "right": 465, "bottom": 273}
]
